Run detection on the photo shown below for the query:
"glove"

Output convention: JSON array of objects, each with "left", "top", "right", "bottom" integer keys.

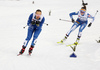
[
  {"left": 36, "top": 21, "right": 40, "bottom": 25},
  {"left": 72, "top": 18, "right": 75, "bottom": 23},
  {"left": 31, "top": 20, "right": 36, "bottom": 25},
  {"left": 36, "top": 21, "right": 40, "bottom": 26},
  {"left": 88, "top": 23, "right": 92, "bottom": 27}
]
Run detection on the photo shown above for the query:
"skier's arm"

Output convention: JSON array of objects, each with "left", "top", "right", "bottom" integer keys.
[
  {"left": 87, "top": 13, "right": 95, "bottom": 23},
  {"left": 27, "top": 13, "right": 33, "bottom": 26},
  {"left": 87, "top": 13, "right": 95, "bottom": 27},
  {"left": 69, "top": 12, "right": 78, "bottom": 23},
  {"left": 41, "top": 17, "right": 45, "bottom": 25},
  {"left": 69, "top": 12, "right": 78, "bottom": 19},
  {"left": 37, "top": 17, "right": 45, "bottom": 29},
  {"left": 38, "top": 17, "right": 45, "bottom": 28}
]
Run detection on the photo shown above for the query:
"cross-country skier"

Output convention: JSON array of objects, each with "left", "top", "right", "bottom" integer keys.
[
  {"left": 58, "top": 5, "right": 95, "bottom": 46},
  {"left": 18, "top": 9, "right": 45, "bottom": 55}
]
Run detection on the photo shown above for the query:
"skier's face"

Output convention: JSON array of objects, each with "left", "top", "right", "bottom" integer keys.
[
  {"left": 36, "top": 12, "right": 42, "bottom": 19},
  {"left": 80, "top": 9, "right": 86, "bottom": 15}
]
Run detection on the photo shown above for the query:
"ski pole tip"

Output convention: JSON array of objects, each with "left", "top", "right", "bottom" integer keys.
[
  {"left": 46, "top": 24, "right": 48, "bottom": 26},
  {"left": 23, "top": 27, "right": 25, "bottom": 29}
]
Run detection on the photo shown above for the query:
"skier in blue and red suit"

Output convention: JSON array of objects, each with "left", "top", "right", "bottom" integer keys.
[{"left": 18, "top": 9, "right": 45, "bottom": 55}]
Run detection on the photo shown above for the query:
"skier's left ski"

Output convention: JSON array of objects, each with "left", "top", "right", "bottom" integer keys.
[
  {"left": 28, "top": 53, "right": 32, "bottom": 56},
  {"left": 69, "top": 44, "right": 78, "bottom": 52},
  {"left": 66, "top": 43, "right": 79, "bottom": 47}
]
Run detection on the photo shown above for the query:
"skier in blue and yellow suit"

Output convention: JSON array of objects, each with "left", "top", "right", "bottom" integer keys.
[
  {"left": 59, "top": 6, "right": 94, "bottom": 45},
  {"left": 19, "top": 9, "right": 45, "bottom": 55}
]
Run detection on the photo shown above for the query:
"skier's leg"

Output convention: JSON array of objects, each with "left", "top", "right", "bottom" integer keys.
[
  {"left": 31, "top": 28, "right": 42, "bottom": 46},
  {"left": 67, "top": 22, "right": 79, "bottom": 36},
  {"left": 18, "top": 27, "right": 34, "bottom": 55},
  {"left": 75, "top": 22, "right": 87, "bottom": 44},
  {"left": 70, "top": 22, "right": 87, "bottom": 52},
  {"left": 78, "top": 23, "right": 87, "bottom": 38},
  {"left": 28, "top": 28, "right": 42, "bottom": 54},
  {"left": 58, "top": 22, "right": 79, "bottom": 44},
  {"left": 23, "top": 27, "right": 34, "bottom": 47},
  {"left": 61, "top": 22, "right": 79, "bottom": 43}
]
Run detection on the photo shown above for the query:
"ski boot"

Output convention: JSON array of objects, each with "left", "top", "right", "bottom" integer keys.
[
  {"left": 57, "top": 36, "right": 67, "bottom": 44},
  {"left": 72, "top": 38, "right": 80, "bottom": 51},
  {"left": 74, "top": 38, "right": 80, "bottom": 45},
  {"left": 29, "top": 45, "right": 34, "bottom": 55},
  {"left": 18, "top": 46, "right": 26, "bottom": 56}
]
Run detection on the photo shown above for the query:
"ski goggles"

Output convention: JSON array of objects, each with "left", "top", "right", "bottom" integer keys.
[
  {"left": 80, "top": 9, "right": 86, "bottom": 13},
  {"left": 35, "top": 14, "right": 41, "bottom": 17}
]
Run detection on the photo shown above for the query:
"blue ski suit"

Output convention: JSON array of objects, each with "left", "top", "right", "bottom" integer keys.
[
  {"left": 66, "top": 10, "right": 94, "bottom": 38},
  {"left": 23, "top": 13, "right": 45, "bottom": 47}
]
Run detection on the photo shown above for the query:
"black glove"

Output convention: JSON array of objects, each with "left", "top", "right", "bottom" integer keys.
[
  {"left": 88, "top": 23, "right": 92, "bottom": 27},
  {"left": 36, "top": 21, "right": 40, "bottom": 25},
  {"left": 72, "top": 18, "right": 75, "bottom": 23},
  {"left": 36, "top": 21, "right": 40, "bottom": 26},
  {"left": 31, "top": 20, "right": 36, "bottom": 25}
]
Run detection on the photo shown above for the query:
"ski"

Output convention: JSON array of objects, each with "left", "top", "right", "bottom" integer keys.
[
  {"left": 68, "top": 42, "right": 79, "bottom": 51},
  {"left": 27, "top": 54, "right": 31, "bottom": 56},
  {"left": 57, "top": 41, "right": 79, "bottom": 47},
  {"left": 17, "top": 53, "right": 31, "bottom": 56},
  {"left": 17, "top": 53, "right": 22, "bottom": 56},
  {"left": 57, "top": 41, "right": 64, "bottom": 44},
  {"left": 28, "top": 53, "right": 31, "bottom": 56},
  {"left": 66, "top": 43, "right": 79, "bottom": 47},
  {"left": 70, "top": 45, "right": 77, "bottom": 51},
  {"left": 96, "top": 40, "right": 100, "bottom": 43}
]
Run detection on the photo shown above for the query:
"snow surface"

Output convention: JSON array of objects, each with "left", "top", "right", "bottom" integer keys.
[{"left": 0, "top": 0, "right": 100, "bottom": 70}]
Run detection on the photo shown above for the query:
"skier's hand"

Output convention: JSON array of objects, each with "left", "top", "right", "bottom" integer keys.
[
  {"left": 36, "top": 21, "right": 40, "bottom": 26},
  {"left": 72, "top": 18, "right": 75, "bottom": 23},
  {"left": 88, "top": 23, "right": 92, "bottom": 27},
  {"left": 36, "top": 21, "right": 40, "bottom": 25},
  {"left": 31, "top": 20, "right": 36, "bottom": 25}
]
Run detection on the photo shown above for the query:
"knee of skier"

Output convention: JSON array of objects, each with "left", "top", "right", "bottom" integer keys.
[{"left": 26, "top": 36, "right": 32, "bottom": 41}]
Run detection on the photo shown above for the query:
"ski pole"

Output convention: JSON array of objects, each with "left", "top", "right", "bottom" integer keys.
[
  {"left": 94, "top": 10, "right": 98, "bottom": 17},
  {"left": 23, "top": 25, "right": 28, "bottom": 29},
  {"left": 44, "top": 23, "right": 48, "bottom": 26},
  {"left": 23, "top": 23, "right": 48, "bottom": 29},
  {"left": 59, "top": 19, "right": 71, "bottom": 22}
]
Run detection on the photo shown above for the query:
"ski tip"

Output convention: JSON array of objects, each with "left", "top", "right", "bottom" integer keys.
[
  {"left": 17, "top": 53, "right": 21, "bottom": 56},
  {"left": 57, "top": 42, "right": 64, "bottom": 44},
  {"left": 29, "top": 53, "right": 31, "bottom": 55},
  {"left": 70, "top": 52, "right": 77, "bottom": 58},
  {"left": 59, "top": 19, "right": 61, "bottom": 20},
  {"left": 66, "top": 45, "right": 71, "bottom": 47},
  {"left": 27, "top": 54, "right": 31, "bottom": 56}
]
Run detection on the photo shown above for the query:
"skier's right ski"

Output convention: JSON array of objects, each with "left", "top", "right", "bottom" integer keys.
[
  {"left": 57, "top": 40, "right": 64, "bottom": 44},
  {"left": 66, "top": 43, "right": 79, "bottom": 47}
]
